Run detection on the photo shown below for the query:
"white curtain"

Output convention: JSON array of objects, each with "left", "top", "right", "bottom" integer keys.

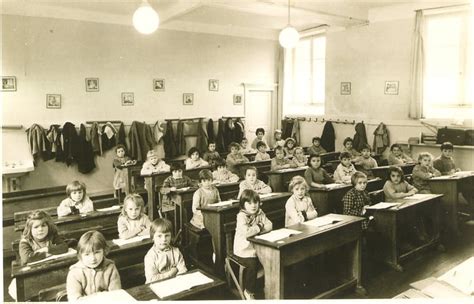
[{"left": 409, "top": 10, "right": 425, "bottom": 119}]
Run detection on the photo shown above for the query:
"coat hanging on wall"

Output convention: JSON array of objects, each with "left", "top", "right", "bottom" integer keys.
[
  {"left": 77, "top": 124, "right": 96, "bottom": 174},
  {"left": 320, "top": 121, "right": 335, "bottom": 152},
  {"left": 353, "top": 122, "right": 368, "bottom": 152}
]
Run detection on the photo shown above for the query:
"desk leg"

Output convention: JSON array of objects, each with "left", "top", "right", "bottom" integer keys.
[
  {"left": 203, "top": 213, "right": 225, "bottom": 276},
  {"left": 434, "top": 182, "right": 460, "bottom": 237},
  {"left": 254, "top": 245, "right": 284, "bottom": 299},
  {"left": 391, "top": 214, "right": 403, "bottom": 272},
  {"left": 16, "top": 277, "right": 25, "bottom": 302},
  {"left": 352, "top": 238, "right": 366, "bottom": 295}
]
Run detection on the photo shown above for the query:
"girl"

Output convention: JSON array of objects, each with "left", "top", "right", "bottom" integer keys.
[
  {"left": 238, "top": 166, "right": 272, "bottom": 199},
  {"left": 226, "top": 142, "right": 250, "bottom": 174},
  {"left": 255, "top": 141, "right": 270, "bottom": 161},
  {"left": 19, "top": 210, "right": 68, "bottom": 265},
  {"left": 341, "top": 137, "right": 360, "bottom": 159},
  {"left": 271, "top": 146, "right": 296, "bottom": 170},
  {"left": 412, "top": 152, "right": 441, "bottom": 193},
  {"left": 283, "top": 137, "right": 297, "bottom": 157},
  {"left": 273, "top": 129, "right": 285, "bottom": 149},
  {"left": 185, "top": 147, "right": 209, "bottom": 170},
  {"left": 334, "top": 152, "right": 357, "bottom": 184},
  {"left": 354, "top": 144, "right": 378, "bottom": 179},
  {"left": 307, "top": 137, "right": 326, "bottom": 155},
  {"left": 67, "top": 231, "right": 121, "bottom": 301},
  {"left": 57, "top": 181, "right": 94, "bottom": 217},
  {"left": 342, "top": 172, "right": 372, "bottom": 230},
  {"left": 240, "top": 138, "right": 256, "bottom": 154},
  {"left": 141, "top": 150, "right": 170, "bottom": 175},
  {"left": 304, "top": 154, "right": 334, "bottom": 188},
  {"left": 212, "top": 159, "right": 240, "bottom": 183},
  {"left": 190, "top": 169, "right": 221, "bottom": 229},
  {"left": 383, "top": 166, "right": 418, "bottom": 201},
  {"left": 291, "top": 147, "right": 308, "bottom": 168},
  {"left": 202, "top": 141, "right": 221, "bottom": 169},
  {"left": 250, "top": 128, "right": 268, "bottom": 149},
  {"left": 117, "top": 193, "right": 151, "bottom": 239},
  {"left": 388, "top": 144, "right": 414, "bottom": 165},
  {"left": 233, "top": 189, "right": 272, "bottom": 300},
  {"left": 112, "top": 144, "right": 135, "bottom": 197},
  {"left": 285, "top": 176, "right": 318, "bottom": 226},
  {"left": 144, "top": 218, "right": 187, "bottom": 283}
]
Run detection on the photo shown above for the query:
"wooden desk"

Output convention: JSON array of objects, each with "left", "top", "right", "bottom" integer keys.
[
  {"left": 308, "top": 178, "right": 383, "bottom": 215},
  {"left": 371, "top": 163, "right": 415, "bottom": 181},
  {"left": 234, "top": 160, "right": 271, "bottom": 179},
  {"left": 265, "top": 167, "right": 307, "bottom": 192},
  {"left": 126, "top": 269, "right": 226, "bottom": 300},
  {"left": 11, "top": 238, "right": 153, "bottom": 301},
  {"left": 428, "top": 172, "right": 474, "bottom": 235},
  {"left": 366, "top": 194, "right": 443, "bottom": 271},
  {"left": 200, "top": 192, "right": 291, "bottom": 276},
  {"left": 248, "top": 214, "right": 364, "bottom": 299}
]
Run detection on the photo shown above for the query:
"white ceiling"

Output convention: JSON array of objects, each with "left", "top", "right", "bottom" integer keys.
[{"left": 0, "top": 0, "right": 463, "bottom": 39}]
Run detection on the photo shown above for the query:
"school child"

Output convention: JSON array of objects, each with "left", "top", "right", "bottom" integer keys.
[
  {"left": 212, "top": 159, "right": 239, "bottom": 183},
  {"left": 341, "top": 137, "right": 361, "bottom": 159},
  {"left": 233, "top": 189, "right": 272, "bottom": 300},
  {"left": 433, "top": 142, "right": 460, "bottom": 175},
  {"left": 140, "top": 150, "right": 170, "bottom": 175},
  {"left": 190, "top": 169, "right": 221, "bottom": 229},
  {"left": 292, "top": 147, "right": 308, "bottom": 167},
  {"left": 271, "top": 146, "right": 297, "bottom": 170},
  {"left": 307, "top": 137, "right": 327, "bottom": 155},
  {"left": 161, "top": 163, "right": 198, "bottom": 205},
  {"left": 202, "top": 141, "right": 221, "bottom": 169},
  {"left": 67, "top": 231, "right": 121, "bottom": 301},
  {"left": 185, "top": 147, "right": 209, "bottom": 170},
  {"left": 238, "top": 166, "right": 272, "bottom": 199},
  {"left": 254, "top": 141, "right": 270, "bottom": 161},
  {"left": 57, "top": 181, "right": 94, "bottom": 217},
  {"left": 342, "top": 172, "right": 372, "bottom": 230},
  {"left": 285, "top": 176, "right": 318, "bottom": 226},
  {"left": 250, "top": 128, "right": 268, "bottom": 149},
  {"left": 304, "top": 154, "right": 334, "bottom": 188},
  {"left": 383, "top": 166, "right": 418, "bottom": 200},
  {"left": 117, "top": 193, "right": 151, "bottom": 239},
  {"left": 354, "top": 144, "right": 378, "bottom": 178},
  {"left": 334, "top": 152, "right": 357, "bottom": 184},
  {"left": 412, "top": 152, "right": 441, "bottom": 193},
  {"left": 112, "top": 144, "right": 136, "bottom": 197},
  {"left": 283, "top": 137, "right": 297, "bottom": 157},
  {"left": 226, "top": 142, "right": 250, "bottom": 174},
  {"left": 19, "top": 210, "right": 68, "bottom": 265},
  {"left": 273, "top": 129, "right": 285, "bottom": 149},
  {"left": 144, "top": 218, "right": 187, "bottom": 283},
  {"left": 240, "top": 138, "right": 256, "bottom": 154},
  {"left": 388, "top": 144, "right": 414, "bottom": 165}
]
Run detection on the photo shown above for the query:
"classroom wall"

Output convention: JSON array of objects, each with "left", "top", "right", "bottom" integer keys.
[{"left": 1, "top": 14, "right": 278, "bottom": 193}]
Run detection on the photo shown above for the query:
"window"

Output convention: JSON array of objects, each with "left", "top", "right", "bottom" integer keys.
[
  {"left": 283, "top": 34, "right": 326, "bottom": 116},
  {"left": 423, "top": 9, "right": 472, "bottom": 119}
]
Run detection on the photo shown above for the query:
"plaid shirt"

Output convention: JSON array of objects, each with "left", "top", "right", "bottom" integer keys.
[
  {"left": 161, "top": 175, "right": 197, "bottom": 193},
  {"left": 342, "top": 188, "right": 371, "bottom": 229}
]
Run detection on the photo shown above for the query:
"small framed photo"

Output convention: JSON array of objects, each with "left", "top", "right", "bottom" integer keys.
[
  {"left": 209, "top": 79, "right": 219, "bottom": 91},
  {"left": 233, "top": 94, "right": 243, "bottom": 105},
  {"left": 46, "top": 94, "right": 61, "bottom": 109},
  {"left": 2, "top": 76, "right": 17, "bottom": 91},
  {"left": 340, "top": 82, "right": 351, "bottom": 95},
  {"left": 384, "top": 81, "right": 399, "bottom": 95},
  {"left": 183, "top": 93, "right": 194, "bottom": 105},
  {"left": 153, "top": 79, "right": 165, "bottom": 92},
  {"left": 121, "top": 92, "right": 134, "bottom": 106},
  {"left": 85, "top": 78, "right": 99, "bottom": 92}
]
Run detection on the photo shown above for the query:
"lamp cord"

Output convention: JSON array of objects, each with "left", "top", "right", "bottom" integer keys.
[{"left": 288, "top": 0, "right": 290, "bottom": 25}]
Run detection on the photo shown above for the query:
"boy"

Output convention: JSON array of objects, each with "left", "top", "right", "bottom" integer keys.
[
  {"left": 255, "top": 141, "right": 270, "bottom": 161},
  {"left": 433, "top": 142, "right": 460, "bottom": 175},
  {"left": 271, "top": 146, "right": 297, "bottom": 170},
  {"left": 307, "top": 137, "right": 327, "bottom": 155},
  {"left": 354, "top": 144, "right": 378, "bottom": 179},
  {"left": 226, "top": 142, "right": 250, "bottom": 174},
  {"left": 161, "top": 163, "right": 198, "bottom": 207},
  {"left": 202, "top": 141, "right": 221, "bottom": 169},
  {"left": 341, "top": 137, "right": 360, "bottom": 159},
  {"left": 250, "top": 128, "right": 268, "bottom": 149},
  {"left": 240, "top": 138, "right": 256, "bottom": 154},
  {"left": 412, "top": 152, "right": 441, "bottom": 193},
  {"left": 334, "top": 152, "right": 357, "bottom": 184},
  {"left": 388, "top": 144, "right": 414, "bottom": 165},
  {"left": 212, "top": 159, "right": 239, "bottom": 183}
]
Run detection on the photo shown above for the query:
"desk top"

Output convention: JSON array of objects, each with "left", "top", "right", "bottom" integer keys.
[
  {"left": 200, "top": 192, "right": 291, "bottom": 213},
  {"left": 372, "top": 163, "right": 416, "bottom": 170},
  {"left": 308, "top": 178, "right": 381, "bottom": 193},
  {"left": 234, "top": 159, "right": 272, "bottom": 167},
  {"left": 367, "top": 194, "right": 443, "bottom": 212},
  {"left": 141, "top": 166, "right": 211, "bottom": 178},
  {"left": 429, "top": 171, "right": 474, "bottom": 181},
  {"left": 265, "top": 167, "right": 308, "bottom": 175},
  {"left": 248, "top": 213, "right": 363, "bottom": 249}
]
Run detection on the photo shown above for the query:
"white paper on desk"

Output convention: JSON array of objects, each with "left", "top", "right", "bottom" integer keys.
[
  {"left": 212, "top": 200, "right": 237, "bottom": 207},
  {"left": 149, "top": 271, "right": 214, "bottom": 298},
  {"left": 324, "top": 183, "right": 344, "bottom": 190},
  {"left": 80, "top": 289, "right": 137, "bottom": 302},
  {"left": 303, "top": 217, "right": 338, "bottom": 227},
  {"left": 404, "top": 194, "right": 435, "bottom": 200},
  {"left": 255, "top": 228, "right": 301, "bottom": 242},
  {"left": 453, "top": 171, "right": 474, "bottom": 177},
  {"left": 438, "top": 257, "right": 474, "bottom": 295},
  {"left": 112, "top": 234, "right": 150, "bottom": 246},
  {"left": 27, "top": 248, "right": 77, "bottom": 266},
  {"left": 421, "top": 280, "right": 469, "bottom": 298},
  {"left": 366, "top": 202, "right": 400, "bottom": 210},
  {"left": 97, "top": 205, "right": 121, "bottom": 212},
  {"left": 175, "top": 187, "right": 190, "bottom": 192},
  {"left": 259, "top": 193, "right": 279, "bottom": 199}
]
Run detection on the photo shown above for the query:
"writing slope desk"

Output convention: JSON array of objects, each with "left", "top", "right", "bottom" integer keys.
[
  {"left": 265, "top": 167, "right": 307, "bottom": 192},
  {"left": 248, "top": 214, "right": 365, "bottom": 299}
]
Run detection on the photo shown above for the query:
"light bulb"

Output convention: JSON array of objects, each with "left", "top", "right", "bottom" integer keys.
[
  {"left": 133, "top": 3, "right": 159, "bottom": 35},
  {"left": 279, "top": 26, "right": 300, "bottom": 49}
]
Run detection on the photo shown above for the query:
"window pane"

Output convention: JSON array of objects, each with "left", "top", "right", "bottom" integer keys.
[{"left": 293, "top": 39, "right": 311, "bottom": 104}]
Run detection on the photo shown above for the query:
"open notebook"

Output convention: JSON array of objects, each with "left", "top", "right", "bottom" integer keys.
[
  {"left": 255, "top": 228, "right": 301, "bottom": 242},
  {"left": 403, "top": 194, "right": 436, "bottom": 200},
  {"left": 97, "top": 205, "right": 121, "bottom": 212},
  {"left": 80, "top": 289, "right": 137, "bottom": 302},
  {"left": 438, "top": 257, "right": 474, "bottom": 295},
  {"left": 212, "top": 200, "right": 238, "bottom": 207},
  {"left": 27, "top": 248, "right": 77, "bottom": 266},
  {"left": 303, "top": 216, "right": 341, "bottom": 228},
  {"left": 149, "top": 271, "right": 214, "bottom": 298},
  {"left": 112, "top": 234, "right": 150, "bottom": 246},
  {"left": 366, "top": 202, "right": 400, "bottom": 210}
]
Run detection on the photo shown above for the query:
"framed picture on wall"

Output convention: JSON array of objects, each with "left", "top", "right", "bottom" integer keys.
[
  {"left": 46, "top": 94, "right": 61, "bottom": 109},
  {"left": 121, "top": 92, "right": 134, "bottom": 106},
  {"left": 183, "top": 93, "right": 194, "bottom": 105},
  {"left": 233, "top": 94, "right": 243, "bottom": 105},
  {"left": 153, "top": 79, "right": 165, "bottom": 91},
  {"left": 209, "top": 79, "right": 219, "bottom": 91},
  {"left": 384, "top": 81, "right": 399, "bottom": 95},
  {"left": 85, "top": 78, "right": 99, "bottom": 92},
  {"left": 2, "top": 76, "right": 16, "bottom": 91},
  {"left": 340, "top": 82, "right": 351, "bottom": 95}
]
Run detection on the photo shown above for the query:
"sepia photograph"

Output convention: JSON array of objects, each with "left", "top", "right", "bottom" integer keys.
[
  {"left": 153, "top": 78, "right": 165, "bottom": 91},
  {"left": 85, "top": 78, "right": 99, "bottom": 92},
  {"left": 46, "top": 94, "right": 61, "bottom": 109},
  {"left": 384, "top": 81, "right": 399, "bottom": 95},
  {"left": 233, "top": 94, "right": 243, "bottom": 105},
  {"left": 183, "top": 93, "right": 194, "bottom": 105},
  {"left": 121, "top": 92, "right": 134, "bottom": 106},
  {"left": 2, "top": 76, "right": 17, "bottom": 91}
]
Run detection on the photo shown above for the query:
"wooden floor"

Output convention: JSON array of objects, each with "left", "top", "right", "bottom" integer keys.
[{"left": 4, "top": 220, "right": 474, "bottom": 301}]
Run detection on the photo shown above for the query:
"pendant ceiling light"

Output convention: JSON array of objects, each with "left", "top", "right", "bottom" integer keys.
[
  {"left": 279, "top": 0, "right": 299, "bottom": 49},
  {"left": 133, "top": 0, "right": 159, "bottom": 35}
]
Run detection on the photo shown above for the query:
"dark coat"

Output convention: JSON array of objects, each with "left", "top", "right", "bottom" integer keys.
[
  {"left": 90, "top": 122, "right": 101, "bottom": 155},
  {"left": 117, "top": 122, "right": 126, "bottom": 147},
  {"left": 353, "top": 122, "right": 368, "bottom": 152},
  {"left": 320, "top": 122, "right": 335, "bottom": 152},
  {"left": 77, "top": 124, "right": 96, "bottom": 174},
  {"left": 163, "top": 120, "right": 177, "bottom": 158},
  {"left": 129, "top": 121, "right": 155, "bottom": 161},
  {"left": 62, "top": 122, "right": 79, "bottom": 166},
  {"left": 234, "top": 119, "right": 245, "bottom": 144},
  {"left": 196, "top": 118, "right": 208, "bottom": 154},
  {"left": 176, "top": 120, "right": 186, "bottom": 155},
  {"left": 216, "top": 119, "right": 226, "bottom": 153},
  {"left": 207, "top": 119, "right": 215, "bottom": 142}
]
